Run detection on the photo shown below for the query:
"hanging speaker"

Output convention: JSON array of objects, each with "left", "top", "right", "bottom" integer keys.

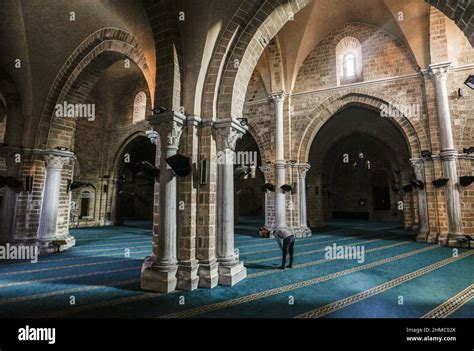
[
  {"left": 280, "top": 184, "right": 293, "bottom": 193},
  {"left": 165, "top": 154, "right": 191, "bottom": 177},
  {"left": 264, "top": 183, "right": 275, "bottom": 192},
  {"left": 432, "top": 178, "right": 449, "bottom": 187},
  {"left": 402, "top": 184, "right": 413, "bottom": 193},
  {"left": 459, "top": 176, "right": 474, "bottom": 187},
  {"left": 199, "top": 159, "right": 208, "bottom": 184}
]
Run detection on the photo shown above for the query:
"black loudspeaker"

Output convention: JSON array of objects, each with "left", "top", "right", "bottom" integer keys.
[
  {"left": 199, "top": 159, "right": 208, "bottom": 184},
  {"left": 432, "top": 178, "right": 449, "bottom": 187},
  {"left": 280, "top": 184, "right": 293, "bottom": 193},
  {"left": 459, "top": 176, "right": 474, "bottom": 187},
  {"left": 165, "top": 154, "right": 191, "bottom": 177},
  {"left": 410, "top": 179, "right": 424, "bottom": 189},
  {"left": 264, "top": 183, "right": 275, "bottom": 192},
  {"left": 402, "top": 184, "right": 413, "bottom": 193}
]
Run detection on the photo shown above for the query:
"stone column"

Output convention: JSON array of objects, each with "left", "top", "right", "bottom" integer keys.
[
  {"left": 0, "top": 150, "right": 21, "bottom": 244},
  {"left": 108, "top": 178, "right": 119, "bottom": 226},
  {"left": 410, "top": 158, "right": 430, "bottom": 242},
  {"left": 298, "top": 163, "right": 311, "bottom": 236},
  {"left": 176, "top": 116, "right": 200, "bottom": 291},
  {"left": 141, "top": 112, "right": 185, "bottom": 293},
  {"left": 215, "top": 118, "right": 247, "bottom": 286},
  {"left": 260, "top": 164, "right": 274, "bottom": 228},
  {"left": 269, "top": 91, "right": 287, "bottom": 229},
  {"left": 38, "top": 150, "right": 76, "bottom": 253},
  {"left": 429, "top": 62, "right": 464, "bottom": 244}
]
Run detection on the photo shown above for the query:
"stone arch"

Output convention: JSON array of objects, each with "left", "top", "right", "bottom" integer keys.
[
  {"left": 426, "top": 0, "right": 473, "bottom": 46},
  {"left": 298, "top": 92, "right": 426, "bottom": 162},
  {"left": 201, "top": 0, "right": 313, "bottom": 119},
  {"left": 35, "top": 28, "right": 153, "bottom": 150},
  {"left": 109, "top": 131, "right": 153, "bottom": 180}
]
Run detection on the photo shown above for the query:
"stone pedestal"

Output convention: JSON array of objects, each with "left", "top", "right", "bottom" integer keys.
[
  {"left": 215, "top": 119, "right": 247, "bottom": 286},
  {"left": 140, "top": 112, "right": 185, "bottom": 293},
  {"left": 38, "top": 150, "right": 76, "bottom": 254},
  {"left": 176, "top": 259, "right": 200, "bottom": 291},
  {"left": 197, "top": 259, "right": 219, "bottom": 288}
]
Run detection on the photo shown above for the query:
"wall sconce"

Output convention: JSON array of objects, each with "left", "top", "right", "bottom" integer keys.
[
  {"left": 464, "top": 75, "right": 474, "bottom": 90},
  {"left": 55, "top": 146, "right": 69, "bottom": 151}
]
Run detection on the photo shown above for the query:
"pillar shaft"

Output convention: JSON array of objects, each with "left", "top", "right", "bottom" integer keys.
[
  {"left": 429, "top": 63, "right": 463, "bottom": 240},
  {"left": 37, "top": 150, "right": 76, "bottom": 253},
  {"left": 410, "top": 158, "right": 430, "bottom": 241},
  {"left": 298, "top": 164, "right": 311, "bottom": 236},
  {"left": 141, "top": 112, "right": 185, "bottom": 293},
  {"left": 270, "top": 92, "right": 287, "bottom": 229},
  {"left": 215, "top": 119, "right": 247, "bottom": 286}
]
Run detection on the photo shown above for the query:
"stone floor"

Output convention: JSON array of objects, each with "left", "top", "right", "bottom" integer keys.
[{"left": 0, "top": 218, "right": 472, "bottom": 318}]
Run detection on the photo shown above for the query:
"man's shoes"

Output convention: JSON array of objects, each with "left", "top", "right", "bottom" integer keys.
[
  {"left": 287, "top": 265, "right": 293, "bottom": 269},
  {"left": 278, "top": 266, "right": 285, "bottom": 270}
]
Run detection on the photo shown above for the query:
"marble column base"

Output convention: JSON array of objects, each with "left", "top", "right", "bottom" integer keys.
[
  {"left": 415, "top": 230, "right": 429, "bottom": 243},
  {"left": 176, "top": 260, "right": 200, "bottom": 291},
  {"left": 447, "top": 234, "right": 471, "bottom": 248},
  {"left": 140, "top": 256, "right": 177, "bottom": 293},
  {"left": 295, "top": 226, "right": 312, "bottom": 238},
  {"left": 38, "top": 235, "right": 76, "bottom": 254},
  {"left": 197, "top": 260, "right": 219, "bottom": 288},
  {"left": 218, "top": 260, "right": 247, "bottom": 286},
  {"left": 426, "top": 233, "right": 439, "bottom": 244}
]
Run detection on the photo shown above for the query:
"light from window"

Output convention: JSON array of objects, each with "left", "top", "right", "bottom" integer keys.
[
  {"left": 343, "top": 53, "right": 356, "bottom": 78},
  {"left": 132, "top": 91, "right": 147, "bottom": 124}
]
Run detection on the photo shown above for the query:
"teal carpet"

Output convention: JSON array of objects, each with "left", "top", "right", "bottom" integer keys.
[{"left": 0, "top": 219, "right": 472, "bottom": 318}]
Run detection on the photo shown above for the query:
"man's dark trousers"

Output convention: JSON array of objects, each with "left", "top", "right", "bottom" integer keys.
[{"left": 282, "top": 235, "right": 295, "bottom": 267}]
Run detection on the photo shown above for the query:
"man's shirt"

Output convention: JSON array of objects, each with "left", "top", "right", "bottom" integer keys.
[{"left": 273, "top": 228, "right": 294, "bottom": 249}]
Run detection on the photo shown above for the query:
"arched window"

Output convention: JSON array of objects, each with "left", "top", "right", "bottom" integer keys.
[
  {"left": 132, "top": 91, "right": 147, "bottom": 124},
  {"left": 335, "top": 37, "right": 363, "bottom": 85},
  {"left": 343, "top": 53, "right": 356, "bottom": 78}
]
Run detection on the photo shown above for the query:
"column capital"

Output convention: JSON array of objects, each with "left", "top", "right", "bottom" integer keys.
[
  {"left": 268, "top": 91, "right": 287, "bottom": 104},
  {"left": 214, "top": 118, "right": 247, "bottom": 151},
  {"left": 429, "top": 62, "right": 452, "bottom": 81},
  {"left": 37, "top": 149, "right": 75, "bottom": 170},
  {"left": 298, "top": 163, "right": 311, "bottom": 178}
]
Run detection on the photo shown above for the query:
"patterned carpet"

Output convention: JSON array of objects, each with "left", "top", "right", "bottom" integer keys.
[{"left": 0, "top": 218, "right": 472, "bottom": 318}]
